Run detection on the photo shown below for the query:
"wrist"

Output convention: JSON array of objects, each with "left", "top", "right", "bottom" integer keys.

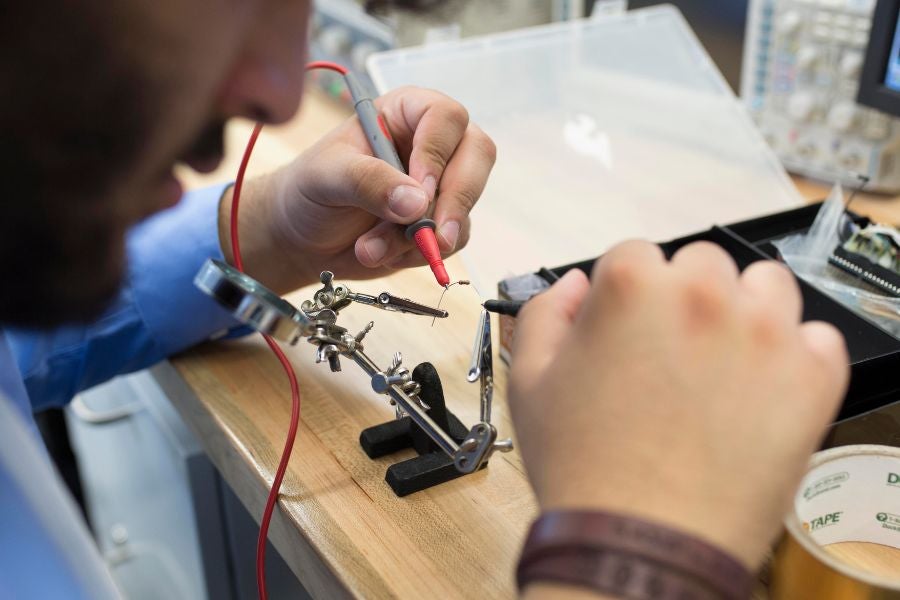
[
  {"left": 533, "top": 471, "right": 771, "bottom": 570},
  {"left": 517, "top": 509, "right": 754, "bottom": 600},
  {"left": 216, "top": 174, "right": 317, "bottom": 293}
]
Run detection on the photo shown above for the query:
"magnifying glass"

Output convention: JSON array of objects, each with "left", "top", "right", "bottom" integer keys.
[{"left": 194, "top": 259, "right": 314, "bottom": 345}]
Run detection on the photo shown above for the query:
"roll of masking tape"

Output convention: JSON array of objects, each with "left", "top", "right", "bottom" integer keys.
[{"left": 770, "top": 445, "right": 900, "bottom": 599}]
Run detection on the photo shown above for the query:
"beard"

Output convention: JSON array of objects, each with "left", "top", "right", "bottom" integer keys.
[
  {"left": 0, "top": 3, "right": 154, "bottom": 327},
  {"left": 0, "top": 1, "right": 230, "bottom": 328},
  {"left": 0, "top": 195, "right": 127, "bottom": 327}
]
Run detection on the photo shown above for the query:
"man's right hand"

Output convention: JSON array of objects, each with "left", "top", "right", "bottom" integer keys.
[{"left": 509, "top": 240, "right": 849, "bottom": 571}]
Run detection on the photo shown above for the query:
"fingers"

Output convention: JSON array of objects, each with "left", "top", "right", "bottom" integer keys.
[
  {"left": 306, "top": 149, "right": 431, "bottom": 224},
  {"left": 354, "top": 220, "right": 412, "bottom": 268},
  {"left": 431, "top": 124, "right": 497, "bottom": 252},
  {"left": 304, "top": 88, "right": 492, "bottom": 267},
  {"left": 736, "top": 260, "right": 848, "bottom": 413},
  {"left": 671, "top": 242, "right": 740, "bottom": 284},
  {"left": 799, "top": 321, "right": 850, "bottom": 404},
  {"left": 739, "top": 260, "right": 803, "bottom": 325},
  {"left": 587, "top": 240, "right": 666, "bottom": 314},
  {"left": 512, "top": 269, "right": 591, "bottom": 391},
  {"left": 378, "top": 89, "right": 493, "bottom": 253},
  {"left": 668, "top": 242, "right": 740, "bottom": 326},
  {"left": 377, "top": 88, "right": 471, "bottom": 196}
]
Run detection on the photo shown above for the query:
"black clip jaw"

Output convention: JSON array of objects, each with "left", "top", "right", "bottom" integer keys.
[{"left": 359, "top": 362, "right": 485, "bottom": 497}]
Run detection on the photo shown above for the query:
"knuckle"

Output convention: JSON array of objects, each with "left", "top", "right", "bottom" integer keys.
[
  {"left": 470, "top": 125, "right": 497, "bottom": 164},
  {"left": 744, "top": 302, "right": 786, "bottom": 347},
  {"left": 347, "top": 157, "right": 383, "bottom": 202},
  {"left": 420, "top": 141, "right": 451, "bottom": 171},
  {"left": 445, "top": 101, "right": 470, "bottom": 131},
  {"left": 680, "top": 275, "right": 729, "bottom": 322},
  {"left": 695, "top": 241, "right": 735, "bottom": 267},
  {"left": 451, "top": 185, "right": 481, "bottom": 212},
  {"left": 808, "top": 322, "right": 850, "bottom": 365},
  {"left": 672, "top": 242, "right": 738, "bottom": 279},
  {"left": 595, "top": 253, "right": 644, "bottom": 298},
  {"left": 747, "top": 260, "right": 799, "bottom": 293}
]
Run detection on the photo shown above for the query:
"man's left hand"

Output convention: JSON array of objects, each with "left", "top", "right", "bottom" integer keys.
[{"left": 221, "top": 86, "right": 496, "bottom": 292}]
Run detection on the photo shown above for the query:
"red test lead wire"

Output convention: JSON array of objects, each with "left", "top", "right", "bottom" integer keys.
[
  {"left": 229, "top": 121, "right": 299, "bottom": 600},
  {"left": 303, "top": 60, "right": 349, "bottom": 76},
  {"left": 340, "top": 70, "right": 452, "bottom": 288},
  {"left": 234, "top": 61, "right": 351, "bottom": 600}
]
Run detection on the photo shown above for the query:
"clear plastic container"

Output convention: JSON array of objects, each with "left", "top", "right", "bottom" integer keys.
[{"left": 368, "top": 6, "right": 803, "bottom": 292}]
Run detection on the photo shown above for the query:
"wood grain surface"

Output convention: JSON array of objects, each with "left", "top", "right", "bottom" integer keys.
[
  {"left": 156, "top": 257, "right": 532, "bottom": 599},
  {"left": 159, "top": 88, "right": 900, "bottom": 598}
]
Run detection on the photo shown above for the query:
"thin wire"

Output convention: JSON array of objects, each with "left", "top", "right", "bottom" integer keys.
[
  {"left": 837, "top": 174, "right": 872, "bottom": 240},
  {"left": 431, "top": 280, "right": 470, "bottom": 326},
  {"left": 844, "top": 174, "right": 871, "bottom": 213}
]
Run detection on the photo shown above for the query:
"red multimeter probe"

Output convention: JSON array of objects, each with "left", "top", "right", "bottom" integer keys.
[{"left": 340, "top": 70, "right": 451, "bottom": 287}]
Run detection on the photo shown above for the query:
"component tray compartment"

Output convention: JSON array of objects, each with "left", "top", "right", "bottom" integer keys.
[{"left": 543, "top": 203, "right": 900, "bottom": 422}]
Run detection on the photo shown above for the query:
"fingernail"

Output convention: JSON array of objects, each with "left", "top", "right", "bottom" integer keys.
[
  {"left": 389, "top": 185, "right": 428, "bottom": 219},
  {"left": 438, "top": 220, "right": 460, "bottom": 251},
  {"left": 364, "top": 237, "right": 388, "bottom": 263},
  {"left": 422, "top": 175, "right": 437, "bottom": 200}
]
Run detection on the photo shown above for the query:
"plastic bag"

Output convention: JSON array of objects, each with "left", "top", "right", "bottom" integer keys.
[{"left": 773, "top": 185, "right": 900, "bottom": 338}]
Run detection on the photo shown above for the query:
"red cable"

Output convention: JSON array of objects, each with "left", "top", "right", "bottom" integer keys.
[
  {"left": 230, "top": 121, "right": 297, "bottom": 600},
  {"left": 232, "top": 61, "right": 351, "bottom": 600},
  {"left": 230, "top": 123, "right": 262, "bottom": 272},
  {"left": 304, "top": 60, "right": 349, "bottom": 75}
]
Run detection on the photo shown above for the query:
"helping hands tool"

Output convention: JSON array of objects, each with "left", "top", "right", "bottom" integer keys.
[
  {"left": 468, "top": 308, "right": 496, "bottom": 426},
  {"left": 300, "top": 271, "right": 448, "bottom": 319},
  {"left": 195, "top": 260, "right": 513, "bottom": 489},
  {"left": 344, "top": 74, "right": 451, "bottom": 288}
]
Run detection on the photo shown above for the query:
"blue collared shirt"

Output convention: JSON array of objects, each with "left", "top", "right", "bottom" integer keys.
[{"left": 0, "top": 184, "right": 244, "bottom": 598}]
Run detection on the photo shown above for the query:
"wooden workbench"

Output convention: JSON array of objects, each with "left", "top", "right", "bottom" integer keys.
[{"left": 158, "top": 89, "right": 900, "bottom": 599}]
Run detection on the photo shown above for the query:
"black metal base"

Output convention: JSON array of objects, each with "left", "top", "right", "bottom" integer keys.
[{"left": 359, "top": 362, "right": 481, "bottom": 497}]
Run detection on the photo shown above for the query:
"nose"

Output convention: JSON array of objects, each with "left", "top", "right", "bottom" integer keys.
[
  {"left": 218, "top": 7, "right": 310, "bottom": 125},
  {"left": 219, "top": 53, "right": 306, "bottom": 124}
]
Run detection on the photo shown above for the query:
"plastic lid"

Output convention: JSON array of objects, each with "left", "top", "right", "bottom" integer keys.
[{"left": 369, "top": 6, "right": 803, "bottom": 292}]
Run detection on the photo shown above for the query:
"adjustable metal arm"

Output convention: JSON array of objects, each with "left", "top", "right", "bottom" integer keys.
[{"left": 193, "top": 260, "right": 512, "bottom": 475}]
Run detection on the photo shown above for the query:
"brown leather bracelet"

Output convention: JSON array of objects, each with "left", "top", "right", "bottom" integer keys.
[{"left": 517, "top": 510, "right": 754, "bottom": 599}]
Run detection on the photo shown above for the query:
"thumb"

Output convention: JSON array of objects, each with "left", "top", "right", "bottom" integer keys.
[
  {"left": 511, "top": 269, "right": 590, "bottom": 391},
  {"left": 298, "top": 147, "right": 430, "bottom": 225}
]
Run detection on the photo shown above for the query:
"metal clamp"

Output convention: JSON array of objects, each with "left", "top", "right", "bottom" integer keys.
[
  {"left": 468, "top": 308, "right": 494, "bottom": 424},
  {"left": 302, "top": 271, "right": 448, "bottom": 319},
  {"left": 194, "top": 261, "right": 513, "bottom": 475}
]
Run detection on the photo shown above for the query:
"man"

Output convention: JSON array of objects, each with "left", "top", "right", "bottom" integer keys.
[{"left": 0, "top": 1, "right": 848, "bottom": 598}]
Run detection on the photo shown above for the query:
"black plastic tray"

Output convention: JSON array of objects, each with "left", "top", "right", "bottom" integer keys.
[{"left": 543, "top": 203, "right": 900, "bottom": 422}]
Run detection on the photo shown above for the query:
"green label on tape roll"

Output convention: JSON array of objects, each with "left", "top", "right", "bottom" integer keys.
[
  {"left": 803, "top": 471, "right": 849, "bottom": 500},
  {"left": 876, "top": 512, "right": 900, "bottom": 533},
  {"left": 804, "top": 511, "right": 843, "bottom": 532},
  {"left": 888, "top": 473, "right": 900, "bottom": 488}
]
